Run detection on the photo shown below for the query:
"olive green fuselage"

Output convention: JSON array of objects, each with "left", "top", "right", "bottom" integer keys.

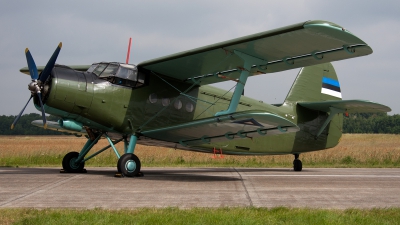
[{"left": 43, "top": 66, "right": 342, "bottom": 155}]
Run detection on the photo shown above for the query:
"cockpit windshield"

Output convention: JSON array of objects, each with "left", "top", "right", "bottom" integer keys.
[
  {"left": 87, "top": 63, "right": 98, "bottom": 73},
  {"left": 99, "top": 64, "right": 119, "bottom": 77},
  {"left": 88, "top": 62, "right": 147, "bottom": 88}
]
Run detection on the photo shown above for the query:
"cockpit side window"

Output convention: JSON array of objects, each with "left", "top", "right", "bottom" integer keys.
[
  {"left": 117, "top": 66, "right": 137, "bottom": 80},
  {"left": 137, "top": 72, "right": 145, "bottom": 85}
]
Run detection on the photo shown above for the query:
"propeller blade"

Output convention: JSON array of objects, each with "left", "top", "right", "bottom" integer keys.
[
  {"left": 25, "top": 48, "right": 39, "bottom": 80},
  {"left": 37, "top": 92, "right": 47, "bottom": 129},
  {"left": 39, "top": 42, "right": 62, "bottom": 83},
  {"left": 11, "top": 96, "right": 33, "bottom": 129}
]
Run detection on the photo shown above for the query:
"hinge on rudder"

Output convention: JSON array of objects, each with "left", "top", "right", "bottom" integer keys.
[{"left": 212, "top": 147, "right": 224, "bottom": 159}]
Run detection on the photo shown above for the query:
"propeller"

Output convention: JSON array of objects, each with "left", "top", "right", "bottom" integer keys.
[{"left": 11, "top": 42, "right": 62, "bottom": 130}]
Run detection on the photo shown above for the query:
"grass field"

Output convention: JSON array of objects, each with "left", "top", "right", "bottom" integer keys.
[
  {"left": 1, "top": 207, "right": 400, "bottom": 225},
  {"left": 0, "top": 134, "right": 399, "bottom": 168}
]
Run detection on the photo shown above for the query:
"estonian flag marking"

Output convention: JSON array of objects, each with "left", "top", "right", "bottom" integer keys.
[{"left": 321, "top": 77, "right": 342, "bottom": 98}]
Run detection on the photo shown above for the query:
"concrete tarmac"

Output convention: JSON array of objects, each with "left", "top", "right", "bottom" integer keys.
[{"left": 1, "top": 167, "right": 399, "bottom": 209}]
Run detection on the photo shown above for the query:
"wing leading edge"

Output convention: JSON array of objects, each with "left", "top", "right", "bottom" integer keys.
[{"left": 138, "top": 20, "right": 373, "bottom": 85}]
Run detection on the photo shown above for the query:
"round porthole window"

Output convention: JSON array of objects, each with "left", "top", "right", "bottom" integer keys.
[
  {"left": 174, "top": 100, "right": 182, "bottom": 109},
  {"left": 162, "top": 98, "right": 170, "bottom": 106},
  {"left": 149, "top": 93, "right": 157, "bottom": 103},
  {"left": 185, "top": 102, "right": 194, "bottom": 112}
]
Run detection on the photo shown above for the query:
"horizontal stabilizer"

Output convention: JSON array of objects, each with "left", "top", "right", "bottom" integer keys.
[
  {"left": 298, "top": 100, "right": 391, "bottom": 113},
  {"left": 141, "top": 110, "right": 299, "bottom": 146}
]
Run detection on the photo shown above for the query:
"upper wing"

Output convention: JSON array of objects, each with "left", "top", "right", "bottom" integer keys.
[
  {"left": 138, "top": 20, "right": 373, "bottom": 85},
  {"left": 141, "top": 110, "right": 299, "bottom": 146},
  {"left": 20, "top": 65, "right": 91, "bottom": 75},
  {"left": 298, "top": 100, "right": 391, "bottom": 113}
]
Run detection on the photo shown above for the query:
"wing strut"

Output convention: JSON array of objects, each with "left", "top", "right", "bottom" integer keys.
[
  {"left": 215, "top": 50, "right": 267, "bottom": 116},
  {"left": 315, "top": 107, "right": 345, "bottom": 139}
]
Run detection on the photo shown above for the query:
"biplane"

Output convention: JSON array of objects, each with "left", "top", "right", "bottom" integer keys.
[{"left": 12, "top": 20, "right": 390, "bottom": 177}]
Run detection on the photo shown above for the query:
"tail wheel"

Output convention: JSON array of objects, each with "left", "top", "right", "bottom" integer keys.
[
  {"left": 293, "top": 159, "right": 302, "bottom": 171},
  {"left": 62, "top": 151, "right": 85, "bottom": 173},
  {"left": 117, "top": 153, "right": 141, "bottom": 177}
]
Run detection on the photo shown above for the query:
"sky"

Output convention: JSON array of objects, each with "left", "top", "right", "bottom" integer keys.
[{"left": 1, "top": 0, "right": 399, "bottom": 116}]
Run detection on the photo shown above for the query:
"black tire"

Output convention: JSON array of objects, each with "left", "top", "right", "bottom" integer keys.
[
  {"left": 117, "top": 153, "right": 141, "bottom": 177},
  {"left": 293, "top": 159, "right": 302, "bottom": 171},
  {"left": 62, "top": 152, "right": 85, "bottom": 173}
]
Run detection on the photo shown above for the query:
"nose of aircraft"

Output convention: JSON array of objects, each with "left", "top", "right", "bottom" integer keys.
[{"left": 11, "top": 43, "right": 62, "bottom": 130}]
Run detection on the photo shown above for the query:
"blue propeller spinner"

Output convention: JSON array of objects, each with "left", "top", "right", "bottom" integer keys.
[{"left": 11, "top": 43, "right": 62, "bottom": 130}]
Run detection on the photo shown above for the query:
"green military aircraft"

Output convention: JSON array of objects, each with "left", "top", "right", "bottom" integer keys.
[{"left": 12, "top": 20, "right": 390, "bottom": 177}]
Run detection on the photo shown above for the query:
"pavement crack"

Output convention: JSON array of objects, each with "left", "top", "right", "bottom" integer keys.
[
  {"left": 0, "top": 175, "right": 81, "bottom": 207},
  {"left": 233, "top": 167, "right": 253, "bottom": 207}
]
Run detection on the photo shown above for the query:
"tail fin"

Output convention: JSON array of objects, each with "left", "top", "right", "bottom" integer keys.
[{"left": 284, "top": 62, "right": 342, "bottom": 103}]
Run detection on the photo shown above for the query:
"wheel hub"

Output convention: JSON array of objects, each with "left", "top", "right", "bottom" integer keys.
[
  {"left": 69, "top": 158, "right": 80, "bottom": 170},
  {"left": 125, "top": 160, "right": 136, "bottom": 173}
]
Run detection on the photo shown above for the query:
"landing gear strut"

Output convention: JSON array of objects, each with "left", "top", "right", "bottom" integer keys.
[
  {"left": 61, "top": 132, "right": 143, "bottom": 177},
  {"left": 293, "top": 153, "right": 302, "bottom": 171}
]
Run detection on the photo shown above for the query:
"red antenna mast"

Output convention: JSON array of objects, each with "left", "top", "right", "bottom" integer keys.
[{"left": 126, "top": 37, "right": 132, "bottom": 64}]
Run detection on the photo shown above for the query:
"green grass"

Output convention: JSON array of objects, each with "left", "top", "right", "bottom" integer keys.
[{"left": 1, "top": 207, "right": 400, "bottom": 225}]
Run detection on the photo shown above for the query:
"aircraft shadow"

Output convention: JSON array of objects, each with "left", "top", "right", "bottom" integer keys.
[{"left": 0, "top": 167, "right": 315, "bottom": 182}]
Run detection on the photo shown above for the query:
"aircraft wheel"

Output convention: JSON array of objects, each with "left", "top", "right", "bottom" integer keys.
[
  {"left": 293, "top": 159, "right": 302, "bottom": 171},
  {"left": 117, "top": 153, "right": 141, "bottom": 177},
  {"left": 62, "top": 152, "right": 85, "bottom": 173}
]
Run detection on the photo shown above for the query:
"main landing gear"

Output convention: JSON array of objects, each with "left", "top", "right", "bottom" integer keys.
[
  {"left": 293, "top": 153, "right": 302, "bottom": 171},
  {"left": 61, "top": 132, "right": 142, "bottom": 177}
]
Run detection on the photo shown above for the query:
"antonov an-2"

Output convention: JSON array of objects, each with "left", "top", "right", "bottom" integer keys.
[{"left": 12, "top": 20, "right": 390, "bottom": 177}]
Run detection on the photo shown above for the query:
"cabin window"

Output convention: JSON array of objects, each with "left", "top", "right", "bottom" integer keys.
[
  {"left": 162, "top": 98, "right": 170, "bottom": 106},
  {"left": 174, "top": 100, "right": 182, "bottom": 110},
  {"left": 185, "top": 102, "right": 194, "bottom": 112},
  {"left": 149, "top": 93, "right": 157, "bottom": 103}
]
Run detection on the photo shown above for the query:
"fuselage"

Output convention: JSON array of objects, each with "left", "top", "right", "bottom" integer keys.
[{"left": 39, "top": 63, "right": 342, "bottom": 155}]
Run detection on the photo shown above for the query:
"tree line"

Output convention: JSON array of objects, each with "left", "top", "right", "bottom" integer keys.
[
  {"left": 343, "top": 112, "right": 400, "bottom": 134},
  {"left": 0, "top": 112, "right": 399, "bottom": 135},
  {"left": 0, "top": 113, "right": 62, "bottom": 135}
]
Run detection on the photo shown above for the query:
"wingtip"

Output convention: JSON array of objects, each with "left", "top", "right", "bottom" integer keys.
[
  {"left": 44, "top": 123, "right": 48, "bottom": 129},
  {"left": 10, "top": 124, "right": 14, "bottom": 130},
  {"left": 25, "top": 48, "right": 29, "bottom": 54},
  {"left": 58, "top": 42, "right": 62, "bottom": 48}
]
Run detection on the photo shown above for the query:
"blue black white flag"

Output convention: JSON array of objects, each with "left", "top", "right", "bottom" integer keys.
[{"left": 321, "top": 77, "right": 342, "bottom": 99}]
